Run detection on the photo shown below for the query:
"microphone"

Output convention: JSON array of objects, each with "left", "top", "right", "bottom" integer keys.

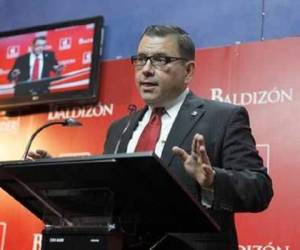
[
  {"left": 113, "top": 104, "right": 137, "bottom": 154},
  {"left": 113, "top": 118, "right": 132, "bottom": 154},
  {"left": 22, "top": 118, "right": 82, "bottom": 160}
]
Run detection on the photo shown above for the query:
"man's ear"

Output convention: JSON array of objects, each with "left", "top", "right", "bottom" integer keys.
[{"left": 184, "top": 61, "right": 195, "bottom": 84}]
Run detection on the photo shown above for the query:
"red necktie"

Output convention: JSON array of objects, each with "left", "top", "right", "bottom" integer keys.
[
  {"left": 135, "top": 107, "right": 165, "bottom": 152},
  {"left": 32, "top": 57, "right": 40, "bottom": 80}
]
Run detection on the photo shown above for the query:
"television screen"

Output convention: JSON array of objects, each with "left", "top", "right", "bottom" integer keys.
[{"left": 0, "top": 16, "right": 104, "bottom": 111}]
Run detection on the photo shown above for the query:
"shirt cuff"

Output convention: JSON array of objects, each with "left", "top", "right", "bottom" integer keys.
[{"left": 201, "top": 187, "right": 214, "bottom": 208}]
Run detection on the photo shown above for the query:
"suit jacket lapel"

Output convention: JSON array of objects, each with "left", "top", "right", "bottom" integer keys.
[
  {"left": 161, "top": 92, "right": 206, "bottom": 166},
  {"left": 117, "top": 107, "right": 147, "bottom": 153}
]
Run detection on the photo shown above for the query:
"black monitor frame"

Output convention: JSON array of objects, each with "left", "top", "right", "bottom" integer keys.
[{"left": 0, "top": 16, "right": 104, "bottom": 112}]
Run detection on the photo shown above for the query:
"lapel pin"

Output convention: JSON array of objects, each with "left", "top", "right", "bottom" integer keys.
[{"left": 191, "top": 111, "right": 198, "bottom": 117}]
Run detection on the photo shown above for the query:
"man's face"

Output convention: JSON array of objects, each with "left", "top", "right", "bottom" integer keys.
[
  {"left": 32, "top": 39, "right": 47, "bottom": 56},
  {"left": 134, "top": 35, "right": 194, "bottom": 107}
]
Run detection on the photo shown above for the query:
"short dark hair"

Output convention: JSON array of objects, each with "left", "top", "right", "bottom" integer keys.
[
  {"left": 32, "top": 36, "right": 47, "bottom": 45},
  {"left": 140, "top": 25, "right": 195, "bottom": 60}
]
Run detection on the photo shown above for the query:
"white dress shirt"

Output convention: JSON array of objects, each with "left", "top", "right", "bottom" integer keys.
[
  {"left": 29, "top": 53, "right": 44, "bottom": 80},
  {"left": 127, "top": 88, "right": 189, "bottom": 156},
  {"left": 126, "top": 88, "right": 214, "bottom": 207}
]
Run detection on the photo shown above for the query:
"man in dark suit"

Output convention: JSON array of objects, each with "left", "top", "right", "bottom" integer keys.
[
  {"left": 103, "top": 25, "right": 273, "bottom": 250},
  {"left": 29, "top": 25, "right": 273, "bottom": 250},
  {"left": 8, "top": 36, "right": 62, "bottom": 96}
]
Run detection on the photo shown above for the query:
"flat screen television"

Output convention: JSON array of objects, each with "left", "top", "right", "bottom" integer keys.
[{"left": 0, "top": 16, "right": 104, "bottom": 112}]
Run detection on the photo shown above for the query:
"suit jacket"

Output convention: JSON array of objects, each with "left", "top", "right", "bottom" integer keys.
[
  {"left": 8, "top": 51, "right": 58, "bottom": 96},
  {"left": 104, "top": 92, "right": 273, "bottom": 250}
]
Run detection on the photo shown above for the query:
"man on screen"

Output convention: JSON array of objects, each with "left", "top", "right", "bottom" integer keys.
[
  {"left": 30, "top": 25, "right": 273, "bottom": 250},
  {"left": 7, "top": 36, "right": 62, "bottom": 96}
]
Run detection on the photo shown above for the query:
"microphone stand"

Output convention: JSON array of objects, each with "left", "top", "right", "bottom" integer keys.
[
  {"left": 113, "top": 105, "right": 137, "bottom": 154},
  {"left": 22, "top": 118, "right": 82, "bottom": 160},
  {"left": 15, "top": 118, "right": 83, "bottom": 227}
]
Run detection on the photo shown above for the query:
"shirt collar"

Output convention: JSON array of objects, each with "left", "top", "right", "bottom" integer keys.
[
  {"left": 148, "top": 88, "right": 189, "bottom": 119},
  {"left": 31, "top": 52, "right": 43, "bottom": 60}
]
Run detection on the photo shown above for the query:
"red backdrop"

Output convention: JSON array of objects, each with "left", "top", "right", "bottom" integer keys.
[{"left": 0, "top": 36, "right": 299, "bottom": 250}]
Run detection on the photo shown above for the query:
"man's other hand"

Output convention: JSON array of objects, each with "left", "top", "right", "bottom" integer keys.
[
  {"left": 53, "top": 64, "right": 64, "bottom": 75},
  {"left": 27, "top": 149, "right": 52, "bottom": 160},
  {"left": 172, "top": 133, "right": 216, "bottom": 190},
  {"left": 10, "top": 69, "right": 21, "bottom": 81}
]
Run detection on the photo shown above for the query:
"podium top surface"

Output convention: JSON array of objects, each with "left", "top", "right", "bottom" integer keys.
[{"left": 0, "top": 152, "right": 219, "bottom": 233}]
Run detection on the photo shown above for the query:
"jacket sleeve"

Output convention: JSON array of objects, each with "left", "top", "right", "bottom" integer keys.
[{"left": 212, "top": 106, "right": 273, "bottom": 212}]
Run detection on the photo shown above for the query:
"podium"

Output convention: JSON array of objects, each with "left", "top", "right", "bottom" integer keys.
[
  {"left": 0, "top": 152, "right": 219, "bottom": 249},
  {"left": 14, "top": 76, "right": 62, "bottom": 96}
]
